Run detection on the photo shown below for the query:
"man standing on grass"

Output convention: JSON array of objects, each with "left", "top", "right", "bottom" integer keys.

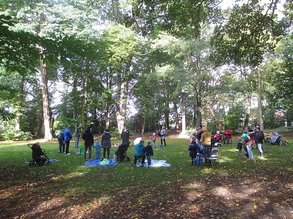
[
  {"left": 255, "top": 125, "right": 265, "bottom": 158},
  {"left": 63, "top": 128, "right": 72, "bottom": 155}
]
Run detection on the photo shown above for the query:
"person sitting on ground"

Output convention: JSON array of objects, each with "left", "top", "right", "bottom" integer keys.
[
  {"left": 31, "top": 143, "right": 47, "bottom": 166},
  {"left": 134, "top": 140, "right": 146, "bottom": 166},
  {"left": 200, "top": 127, "right": 212, "bottom": 163},
  {"left": 145, "top": 141, "right": 154, "bottom": 166},
  {"left": 82, "top": 127, "right": 94, "bottom": 161}
]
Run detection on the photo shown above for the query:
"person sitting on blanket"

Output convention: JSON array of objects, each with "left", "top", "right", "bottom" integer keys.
[
  {"left": 145, "top": 141, "right": 154, "bottom": 166},
  {"left": 134, "top": 140, "right": 146, "bottom": 167}
]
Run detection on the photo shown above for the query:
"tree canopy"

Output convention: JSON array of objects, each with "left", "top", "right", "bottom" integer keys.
[{"left": 0, "top": 0, "right": 292, "bottom": 140}]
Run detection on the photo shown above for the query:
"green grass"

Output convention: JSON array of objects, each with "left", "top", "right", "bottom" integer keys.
[{"left": 0, "top": 137, "right": 292, "bottom": 217}]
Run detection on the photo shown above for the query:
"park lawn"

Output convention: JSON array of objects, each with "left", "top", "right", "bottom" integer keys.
[{"left": 0, "top": 137, "right": 292, "bottom": 218}]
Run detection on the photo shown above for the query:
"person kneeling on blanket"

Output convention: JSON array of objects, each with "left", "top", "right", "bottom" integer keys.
[
  {"left": 145, "top": 141, "right": 154, "bottom": 166},
  {"left": 134, "top": 140, "right": 145, "bottom": 166}
]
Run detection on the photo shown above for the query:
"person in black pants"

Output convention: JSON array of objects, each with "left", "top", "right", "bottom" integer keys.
[
  {"left": 101, "top": 129, "right": 112, "bottom": 159},
  {"left": 82, "top": 127, "right": 94, "bottom": 160}
]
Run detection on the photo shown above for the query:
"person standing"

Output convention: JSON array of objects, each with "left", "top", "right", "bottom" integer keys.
[
  {"left": 121, "top": 128, "right": 130, "bottom": 145},
  {"left": 63, "top": 128, "right": 72, "bottom": 155},
  {"left": 159, "top": 126, "right": 167, "bottom": 147},
  {"left": 242, "top": 130, "right": 253, "bottom": 160},
  {"left": 82, "top": 127, "right": 94, "bottom": 161},
  {"left": 151, "top": 132, "right": 157, "bottom": 148},
  {"left": 74, "top": 127, "right": 81, "bottom": 148},
  {"left": 255, "top": 125, "right": 265, "bottom": 158},
  {"left": 57, "top": 130, "right": 65, "bottom": 153},
  {"left": 101, "top": 129, "right": 112, "bottom": 160}
]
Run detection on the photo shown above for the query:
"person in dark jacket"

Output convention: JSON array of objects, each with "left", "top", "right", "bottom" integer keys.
[
  {"left": 82, "top": 127, "right": 94, "bottom": 160},
  {"left": 121, "top": 128, "right": 130, "bottom": 145},
  {"left": 101, "top": 129, "right": 112, "bottom": 159},
  {"left": 255, "top": 125, "right": 265, "bottom": 158},
  {"left": 145, "top": 141, "right": 154, "bottom": 166},
  {"left": 57, "top": 130, "right": 65, "bottom": 153}
]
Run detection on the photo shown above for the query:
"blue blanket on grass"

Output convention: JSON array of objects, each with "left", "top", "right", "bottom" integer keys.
[{"left": 85, "top": 159, "right": 118, "bottom": 167}]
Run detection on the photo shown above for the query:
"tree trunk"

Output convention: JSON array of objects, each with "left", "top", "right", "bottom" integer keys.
[
  {"left": 15, "top": 78, "right": 25, "bottom": 132},
  {"left": 180, "top": 94, "right": 187, "bottom": 135},
  {"left": 257, "top": 68, "right": 264, "bottom": 130},
  {"left": 243, "top": 96, "right": 251, "bottom": 130},
  {"left": 40, "top": 46, "right": 52, "bottom": 141},
  {"left": 141, "top": 115, "right": 146, "bottom": 136},
  {"left": 194, "top": 86, "right": 202, "bottom": 127},
  {"left": 81, "top": 76, "right": 89, "bottom": 129},
  {"left": 116, "top": 79, "right": 129, "bottom": 133}
]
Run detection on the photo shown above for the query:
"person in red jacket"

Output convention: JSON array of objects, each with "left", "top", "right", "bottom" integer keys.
[
  {"left": 224, "top": 129, "right": 232, "bottom": 144},
  {"left": 214, "top": 130, "right": 222, "bottom": 142}
]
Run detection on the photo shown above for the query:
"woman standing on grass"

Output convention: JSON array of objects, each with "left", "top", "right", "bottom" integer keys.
[
  {"left": 159, "top": 126, "right": 167, "bottom": 147},
  {"left": 101, "top": 129, "right": 112, "bottom": 160},
  {"left": 82, "top": 127, "right": 94, "bottom": 161}
]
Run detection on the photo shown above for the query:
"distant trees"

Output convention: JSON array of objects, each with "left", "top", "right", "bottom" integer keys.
[{"left": 0, "top": 0, "right": 291, "bottom": 140}]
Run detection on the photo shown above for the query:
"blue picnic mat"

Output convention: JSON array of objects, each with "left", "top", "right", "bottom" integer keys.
[{"left": 84, "top": 159, "right": 118, "bottom": 167}]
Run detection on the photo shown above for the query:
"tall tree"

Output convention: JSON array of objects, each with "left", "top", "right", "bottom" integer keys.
[{"left": 211, "top": 0, "right": 284, "bottom": 130}]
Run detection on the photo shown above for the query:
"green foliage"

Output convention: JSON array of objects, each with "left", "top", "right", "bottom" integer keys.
[
  {"left": 224, "top": 105, "right": 245, "bottom": 132},
  {"left": 0, "top": 123, "right": 32, "bottom": 141},
  {"left": 211, "top": 0, "right": 283, "bottom": 66}
]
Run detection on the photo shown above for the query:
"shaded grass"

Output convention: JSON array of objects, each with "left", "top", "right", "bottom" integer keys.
[{"left": 0, "top": 137, "right": 292, "bottom": 217}]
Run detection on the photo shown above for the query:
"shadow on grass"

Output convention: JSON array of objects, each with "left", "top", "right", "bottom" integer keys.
[{"left": 0, "top": 139, "right": 292, "bottom": 218}]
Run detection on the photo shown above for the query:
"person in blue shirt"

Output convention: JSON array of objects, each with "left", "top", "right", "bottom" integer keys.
[
  {"left": 63, "top": 128, "right": 72, "bottom": 155},
  {"left": 134, "top": 140, "right": 145, "bottom": 166}
]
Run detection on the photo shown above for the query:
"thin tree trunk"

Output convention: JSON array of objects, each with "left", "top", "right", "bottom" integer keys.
[
  {"left": 180, "top": 94, "right": 186, "bottom": 135},
  {"left": 257, "top": 68, "right": 264, "bottom": 130},
  {"left": 81, "top": 76, "right": 89, "bottom": 129},
  {"left": 243, "top": 96, "right": 251, "bottom": 130},
  {"left": 15, "top": 78, "right": 25, "bottom": 131},
  {"left": 141, "top": 115, "right": 146, "bottom": 136},
  {"left": 194, "top": 86, "right": 202, "bottom": 127},
  {"left": 40, "top": 46, "right": 52, "bottom": 141}
]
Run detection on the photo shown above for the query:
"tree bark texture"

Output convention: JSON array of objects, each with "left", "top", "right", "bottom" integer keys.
[{"left": 40, "top": 47, "right": 52, "bottom": 141}]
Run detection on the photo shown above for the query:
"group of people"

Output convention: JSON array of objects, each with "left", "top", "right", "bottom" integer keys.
[
  {"left": 57, "top": 127, "right": 114, "bottom": 161},
  {"left": 238, "top": 125, "right": 265, "bottom": 160},
  {"left": 188, "top": 126, "right": 215, "bottom": 165},
  {"left": 56, "top": 125, "right": 168, "bottom": 166},
  {"left": 133, "top": 140, "right": 154, "bottom": 166}
]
